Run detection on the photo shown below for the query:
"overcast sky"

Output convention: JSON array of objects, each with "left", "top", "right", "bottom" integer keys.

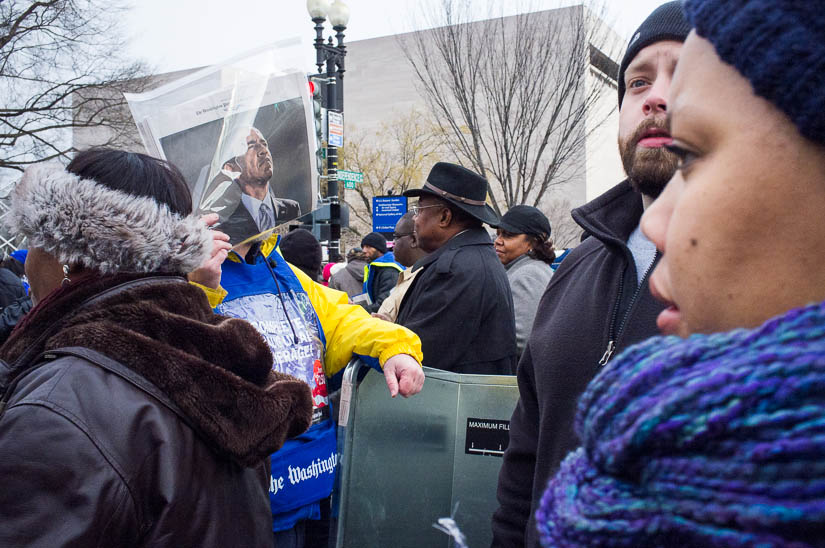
[{"left": 125, "top": 0, "right": 671, "bottom": 74}]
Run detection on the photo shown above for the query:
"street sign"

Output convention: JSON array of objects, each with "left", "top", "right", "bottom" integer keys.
[
  {"left": 328, "top": 111, "right": 344, "bottom": 147},
  {"left": 372, "top": 196, "right": 407, "bottom": 233},
  {"left": 338, "top": 170, "right": 363, "bottom": 184},
  {"left": 344, "top": 181, "right": 356, "bottom": 190}
]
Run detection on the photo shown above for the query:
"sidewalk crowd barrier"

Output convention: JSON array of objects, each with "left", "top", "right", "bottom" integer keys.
[{"left": 333, "top": 359, "right": 519, "bottom": 547}]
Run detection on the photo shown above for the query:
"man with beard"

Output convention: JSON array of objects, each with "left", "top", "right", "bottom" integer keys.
[
  {"left": 491, "top": 3, "right": 690, "bottom": 547},
  {"left": 219, "top": 127, "right": 301, "bottom": 242}
]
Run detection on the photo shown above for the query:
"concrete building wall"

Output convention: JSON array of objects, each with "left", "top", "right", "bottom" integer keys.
[
  {"left": 344, "top": 34, "right": 424, "bottom": 138},
  {"left": 585, "top": 69, "right": 622, "bottom": 202}
]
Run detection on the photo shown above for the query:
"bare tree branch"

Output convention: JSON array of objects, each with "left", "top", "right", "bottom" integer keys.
[
  {"left": 339, "top": 109, "right": 440, "bottom": 236},
  {"left": 0, "top": 0, "right": 149, "bottom": 178},
  {"left": 399, "top": 0, "right": 619, "bottom": 215},
  {"left": 543, "top": 197, "right": 582, "bottom": 249}
]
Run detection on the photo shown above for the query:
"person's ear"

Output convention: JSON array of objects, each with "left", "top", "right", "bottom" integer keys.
[
  {"left": 226, "top": 156, "right": 244, "bottom": 173},
  {"left": 409, "top": 233, "right": 419, "bottom": 248},
  {"left": 438, "top": 206, "right": 452, "bottom": 228}
]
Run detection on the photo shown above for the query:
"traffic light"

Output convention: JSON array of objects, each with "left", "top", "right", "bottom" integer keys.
[{"left": 308, "top": 76, "right": 326, "bottom": 176}]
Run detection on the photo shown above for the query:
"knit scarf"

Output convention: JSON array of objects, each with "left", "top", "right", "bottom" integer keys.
[{"left": 537, "top": 301, "right": 825, "bottom": 547}]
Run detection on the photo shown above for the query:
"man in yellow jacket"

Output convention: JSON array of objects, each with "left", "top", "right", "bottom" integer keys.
[{"left": 190, "top": 216, "right": 424, "bottom": 547}]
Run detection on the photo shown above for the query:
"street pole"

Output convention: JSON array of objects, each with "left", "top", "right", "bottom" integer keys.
[
  {"left": 325, "top": 40, "right": 340, "bottom": 261},
  {"left": 307, "top": 0, "right": 349, "bottom": 263}
]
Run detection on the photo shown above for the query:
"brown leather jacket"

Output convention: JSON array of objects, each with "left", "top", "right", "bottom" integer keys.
[{"left": 0, "top": 275, "right": 312, "bottom": 547}]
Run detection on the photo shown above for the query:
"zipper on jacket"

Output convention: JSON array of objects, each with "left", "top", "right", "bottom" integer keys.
[
  {"left": 599, "top": 269, "right": 624, "bottom": 366},
  {"left": 599, "top": 251, "right": 659, "bottom": 366},
  {"left": 598, "top": 340, "right": 616, "bottom": 366}
]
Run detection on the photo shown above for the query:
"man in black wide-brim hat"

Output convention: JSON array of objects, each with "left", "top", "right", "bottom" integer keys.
[{"left": 396, "top": 162, "right": 517, "bottom": 374}]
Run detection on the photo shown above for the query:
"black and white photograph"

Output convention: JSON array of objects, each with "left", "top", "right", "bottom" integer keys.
[
  {"left": 126, "top": 65, "right": 317, "bottom": 243},
  {"left": 160, "top": 99, "right": 312, "bottom": 243}
]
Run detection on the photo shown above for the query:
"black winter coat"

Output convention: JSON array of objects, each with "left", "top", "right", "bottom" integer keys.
[
  {"left": 363, "top": 263, "right": 401, "bottom": 313},
  {"left": 492, "top": 181, "right": 665, "bottom": 548},
  {"left": 0, "top": 294, "right": 31, "bottom": 345},
  {"left": 0, "top": 267, "right": 25, "bottom": 309},
  {"left": 397, "top": 227, "right": 516, "bottom": 374},
  {"left": 0, "top": 275, "right": 313, "bottom": 548}
]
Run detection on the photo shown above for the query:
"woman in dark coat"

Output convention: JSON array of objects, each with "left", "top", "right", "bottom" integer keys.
[
  {"left": 492, "top": 205, "right": 555, "bottom": 357},
  {"left": 538, "top": 2, "right": 825, "bottom": 546},
  {"left": 0, "top": 149, "right": 312, "bottom": 547}
]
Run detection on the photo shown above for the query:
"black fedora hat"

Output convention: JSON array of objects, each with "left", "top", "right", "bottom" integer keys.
[{"left": 403, "top": 162, "right": 500, "bottom": 226}]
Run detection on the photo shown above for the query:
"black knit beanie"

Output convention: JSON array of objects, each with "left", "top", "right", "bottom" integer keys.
[
  {"left": 617, "top": 1, "right": 691, "bottom": 108},
  {"left": 280, "top": 228, "right": 322, "bottom": 279},
  {"left": 360, "top": 232, "right": 387, "bottom": 255},
  {"left": 683, "top": 0, "right": 825, "bottom": 145}
]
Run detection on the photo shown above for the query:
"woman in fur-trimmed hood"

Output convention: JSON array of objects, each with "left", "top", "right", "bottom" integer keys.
[{"left": 0, "top": 148, "right": 312, "bottom": 548}]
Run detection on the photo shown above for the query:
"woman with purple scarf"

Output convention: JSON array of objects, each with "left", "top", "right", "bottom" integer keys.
[{"left": 538, "top": 1, "right": 825, "bottom": 546}]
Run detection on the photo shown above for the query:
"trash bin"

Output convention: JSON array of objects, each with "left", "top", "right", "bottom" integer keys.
[{"left": 334, "top": 360, "right": 519, "bottom": 548}]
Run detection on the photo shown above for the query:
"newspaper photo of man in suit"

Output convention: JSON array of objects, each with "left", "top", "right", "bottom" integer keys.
[{"left": 213, "top": 127, "right": 302, "bottom": 242}]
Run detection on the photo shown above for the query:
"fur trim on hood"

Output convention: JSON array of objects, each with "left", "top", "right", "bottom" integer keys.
[{"left": 6, "top": 162, "right": 212, "bottom": 275}]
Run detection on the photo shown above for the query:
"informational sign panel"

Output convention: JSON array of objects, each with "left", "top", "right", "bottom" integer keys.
[
  {"left": 465, "top": 418, "right": 510, "bottom": 456},
  {"left": 372, "top": 196, "right": 407, "bottom": 233},
  {"left": 328, "top": 111, "right": 344, "bottom": 147}
]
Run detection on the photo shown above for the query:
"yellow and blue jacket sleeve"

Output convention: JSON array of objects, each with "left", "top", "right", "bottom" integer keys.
[{"left": 288, "top": 263, "right": 423, "bottom": 378}]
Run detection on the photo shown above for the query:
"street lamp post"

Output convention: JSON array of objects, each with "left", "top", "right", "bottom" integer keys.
[{"left": 307, "top": 0, "right": 349, "bottom": 262}]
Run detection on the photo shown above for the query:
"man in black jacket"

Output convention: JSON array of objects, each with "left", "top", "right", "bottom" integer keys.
[
  {"left": 491, "top": 3, "right": 691, "bottom": 546},
  {"left": 361, "top": 232, "right": 402, "bottom": 313},
  {"left": 397, "top": 162, "right": 516, "bottom": 375}
]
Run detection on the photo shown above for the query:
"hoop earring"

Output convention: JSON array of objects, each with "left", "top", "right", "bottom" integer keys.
[{"left": 62, "top": 264, "right": 71, "bottom": 286}]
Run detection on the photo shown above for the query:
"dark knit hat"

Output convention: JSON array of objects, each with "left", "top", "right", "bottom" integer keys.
[
  {"left": 683, "top": 0, "right": 825, "bottom": 145},
  {"left": 280, "top": 228, "right": 322, "bottom": 278},
  {"left": 492, "top": 205, "right": 551, "bottom": 238},
  {"left": 360, "top": 232, "right": 387, "bottom": 255},
  {"left": 617, "top": 1, "right": 691, "bottom": 108}
]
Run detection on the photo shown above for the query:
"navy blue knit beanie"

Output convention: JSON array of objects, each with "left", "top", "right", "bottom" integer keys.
[
  {"left": 684, "top": 0, "right": 825, "bottom": 145},
  {"left": 617, "top": 1, "right": 691, "bottom": 108},
  {"left": 361, "top": 232, "right": 387, "bottom": 255}
]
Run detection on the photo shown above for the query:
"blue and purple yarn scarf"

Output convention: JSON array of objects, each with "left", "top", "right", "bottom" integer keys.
[{"left": 538, "top": 301, "right": 825, "bottom": 547}]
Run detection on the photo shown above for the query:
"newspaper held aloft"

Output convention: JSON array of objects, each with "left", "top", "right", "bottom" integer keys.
[{"left": 125, "top": 39, "right": 318, "bottom": 245}]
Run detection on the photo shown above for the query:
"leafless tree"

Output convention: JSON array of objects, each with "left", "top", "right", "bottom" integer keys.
[
  {"left": 0, "top": 0, "right": 148, "bottom": 181},
  {"left": 400, "top": 0, "right": 618, "bottom": 214},
  {"left": 339, "top": 109, "right": 440, "bottom": 236},
  {"left": 543, "top": 197, "right": 582, "bottom": 249}
]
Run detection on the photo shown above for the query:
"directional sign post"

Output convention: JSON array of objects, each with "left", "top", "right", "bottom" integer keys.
[{"left": 339, "top": 170, "right": 363, "bottom": 190}]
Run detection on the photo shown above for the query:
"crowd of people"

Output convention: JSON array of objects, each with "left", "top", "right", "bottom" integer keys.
[{"left": 1, "top": 0, "right": 824, "bottom": 546}]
